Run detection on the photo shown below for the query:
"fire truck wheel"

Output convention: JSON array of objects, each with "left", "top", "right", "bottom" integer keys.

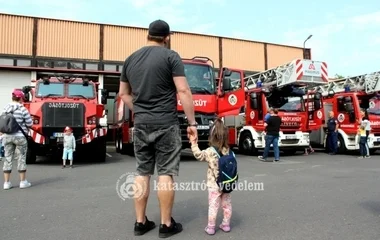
[
  {"left": 120, "top": 143, "right": 134, "bottom": 156},
  {"left": 115, "top": 138, "right": 120, "bottom": 153},
  {"left": 26, "top": 143, "right": 37, "bottom": 164},
  {"left": 238, "top": 131, "right": 257, "bottom": 156},
  {"left": 93, "top": 138, "right": 107, "bottom": 162},
  {"left": 337, "top": 135, "right": 347, "bottom": 154}
]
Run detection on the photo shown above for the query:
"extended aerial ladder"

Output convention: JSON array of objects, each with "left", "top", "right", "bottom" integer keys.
[
  {"left": 243, "top": 59, "right": 329, "bottom": 92},
  {"left": 312, "top": 71, "right": 380, "bottom": 95}
]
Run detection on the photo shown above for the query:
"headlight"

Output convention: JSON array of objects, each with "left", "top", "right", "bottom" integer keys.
[{"left": 87, "top": 115, "right": 97, "bottom": 125}]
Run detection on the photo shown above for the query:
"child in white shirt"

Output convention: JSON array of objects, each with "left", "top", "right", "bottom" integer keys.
[{"left": 62, "top": 126, "right": 76, "bottom": 168}]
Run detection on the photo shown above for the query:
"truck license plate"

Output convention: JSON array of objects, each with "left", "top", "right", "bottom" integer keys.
[
  {"left": 53, "top": 132, "right": 64, "bottom": 138},
  {"left": 285, "top": 135, "right": 297, "bottom": 139},
  {"left": 197, "top": 125, "right": 210, "bottom": 130}
]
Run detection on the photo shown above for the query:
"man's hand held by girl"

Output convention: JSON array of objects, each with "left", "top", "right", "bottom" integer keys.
[{"left": 189, "top": 134, "right": 197, "bottom": 145}]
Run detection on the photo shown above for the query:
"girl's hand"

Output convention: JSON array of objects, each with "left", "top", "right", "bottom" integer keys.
[{"left": 189, "top": 135, "right": 197, "bottom": 144}]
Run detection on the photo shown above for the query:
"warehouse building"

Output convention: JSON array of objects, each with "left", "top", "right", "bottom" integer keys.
[{"left": 0, "top": 13, "right": 311, "bottom": 127}]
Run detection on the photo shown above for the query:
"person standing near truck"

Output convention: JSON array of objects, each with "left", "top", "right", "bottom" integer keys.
[
  {"left": 1, "top": 89, "right": 33, "bottom": 190},
  {"left": 359, "top": 110, "right": 371, "bottom": 158},
  {"left": 326, "top": 111, "right": 338, "bottom": 155},
  {"left": 258, "top": 108, "right": 282, "bottom": 162}
]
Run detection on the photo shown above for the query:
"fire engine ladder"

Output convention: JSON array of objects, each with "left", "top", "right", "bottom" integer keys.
[
  {"left": 313, "top": 71, "right": 380, "bottom": 96},
  {"left": 243, "top": 59, "right": 327, "bottom": 91}
]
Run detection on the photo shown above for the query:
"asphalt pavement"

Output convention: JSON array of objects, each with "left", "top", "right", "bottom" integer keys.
[{"left": 1, "top": 146, "right": 380, "bottom": 240}]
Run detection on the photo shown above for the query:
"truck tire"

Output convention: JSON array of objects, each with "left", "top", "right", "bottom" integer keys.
[
  {"left": 26, "top": 142, "right": 37, "bottom": 164},
  {"left": 120, "top": 142, "right": 134, "bottom": 156},
  {"left": 239, "top": 131, "right": 257, "bottom": 156},
  {"left": 115, "top": 137, "right": 120, "bottom": 153},
  {"left": 93, "top": 137, "right": 107, "bottom": 162},
  {"left": 337, "top": 135, "right": 347, "bottom": 154}
]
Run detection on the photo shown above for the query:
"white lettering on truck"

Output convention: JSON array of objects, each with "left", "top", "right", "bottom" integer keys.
[
  {"left": 281, "top": 116, "right": 301, "bottom": 122},
  {"left": 370, "top": 121, "right": 380, "bottom": 126},
  {"left": 48, "top": 103, "right": 79, "bottom": 108},
  {"left": 178, "top": 100, "right": 207, "bottom": 107}
]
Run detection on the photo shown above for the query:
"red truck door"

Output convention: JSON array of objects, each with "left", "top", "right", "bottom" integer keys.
[
  {"left": 333, "top": 94, "right": 358, "bottom": 134},
  {"left": 307, "top": 92, "right": 324, "bottom": 131},
  {"left": 217, "top": 68, "right": 245, "bottom": 117}
]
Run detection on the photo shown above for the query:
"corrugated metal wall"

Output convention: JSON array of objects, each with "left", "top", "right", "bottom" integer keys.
[
  {"left": 37, "top": 19, "right": 100, "bottom": 59},
  {"left": 267, "top": 44, "right": 303, "bottom": 69},
  {"left": 103, "top": 26, "right": 147, "bottom": 62},
  {"left": 222, "top": 39, "right": 265, "bottom": 71},
  {"left": 0, "top": 13, "right": 309, "bottom": 72},
  {"left": 171, "top": 33, "right": 220, "bottom": 68},
  {"left": 0, "top": 15, "right": 33, "bottom": 56}
]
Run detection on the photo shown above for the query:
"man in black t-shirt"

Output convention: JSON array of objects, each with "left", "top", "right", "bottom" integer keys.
[
  {"left": 119, "top": 19, "right": 197, "bottom": 238},
  {"left": 258, "top": 109, "right": 282, "bottom": 162}
]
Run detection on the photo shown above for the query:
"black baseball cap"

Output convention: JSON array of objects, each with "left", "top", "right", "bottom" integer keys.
[{"left": 148, "top": 20, "right": 172, "bottom": 37}]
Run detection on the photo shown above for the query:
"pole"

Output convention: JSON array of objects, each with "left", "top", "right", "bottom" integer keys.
[{"left": 303, "top": 35, "right": 313, "bottom": 59}]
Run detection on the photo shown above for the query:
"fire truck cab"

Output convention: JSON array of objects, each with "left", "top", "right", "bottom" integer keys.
[
  {"left": 21, "top": 75, "right": 108, "bottom": 163},
  {"left": 219, "top": 59, "right": 329, "bottom": 155},
  {"left": 113, "top": 56, "right": 244, "bottom": 155},
  {"left": 309, "top": 71, "right": 380, "bottom": 153}
]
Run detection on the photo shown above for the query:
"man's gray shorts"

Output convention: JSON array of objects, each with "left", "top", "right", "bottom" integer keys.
[{"left": 133, "top": 124, "right": 182, "bottom": 176}]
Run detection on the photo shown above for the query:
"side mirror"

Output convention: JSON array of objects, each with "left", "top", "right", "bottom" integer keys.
[
  {"left": 222, "top": 77, "right": 232, "bottom": 91},
  {"left": 313, "top": 93, "right": 321, "bottom": 110},
  {"left": 223, "top": 68, "right": 232, "bottom": 77},
  {"left": 250, "top": 92, "right": 258, "bottom": 109},
  {"left": 345, "top": 102, "right": 354, "bottom": 112},
  {"left": 101, "top": 89, "right": 108, "bottom": 98},
  {"left": 22, "top": 86, "right": 31, "bottom": 94},
  {"left": 101, "top": 96, "right": 107, "bottom": 105},
  {"left": 314, "top": 100, "right": 321, "bottom": 110},
  {"left": 22, "top": 86, "right": 32, "bottom": 103}
]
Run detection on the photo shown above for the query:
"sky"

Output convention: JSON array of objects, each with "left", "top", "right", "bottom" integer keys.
[{"left": 0, "top": 0, "right": 379, "bottom": 77}]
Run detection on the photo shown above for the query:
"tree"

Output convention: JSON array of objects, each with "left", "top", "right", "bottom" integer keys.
[{"left": 334, "top": 74, "right": 345, "bottom": 79}]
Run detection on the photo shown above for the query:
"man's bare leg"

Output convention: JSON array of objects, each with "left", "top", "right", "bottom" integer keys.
[
  {"left": 134, "top": 175, "right": 150, "bottom": 223},
  {"left": 157, "top": 175, "right": 175, "bottom": 226}
]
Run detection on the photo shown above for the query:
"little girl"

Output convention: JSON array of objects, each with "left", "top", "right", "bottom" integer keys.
[
  {"left": 190, "top": 118, "right": 233, "bottom": 235},
  {"left": 62, "top": 126, "right": 76, "bottom": 168}
]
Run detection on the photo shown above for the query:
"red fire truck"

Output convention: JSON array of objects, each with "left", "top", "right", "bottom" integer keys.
[
  {"left": 219, "top": 59, "right": 329, "bottom": 155},
  {"left": 113, "top": 56, "right": 244, "bottom": 155},
  {"left": 21, "top": 76, "right": 108, "bottom": 163},
  {"left": 309, "top": 71, "right": 380, "bottom": 153}
]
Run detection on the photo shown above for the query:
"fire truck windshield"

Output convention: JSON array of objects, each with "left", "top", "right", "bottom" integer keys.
[
  {"left": 184, "top": 63, "right": 215, "bottom": 94},
  {"left": 277, "top": 97, "right": 305, "bottom": 112},
  {"left": 36, "top": 82, "right": 64, "bottom": 97},
  {"left": 68, "top": 84, "right": 95, "bottom": 98}
]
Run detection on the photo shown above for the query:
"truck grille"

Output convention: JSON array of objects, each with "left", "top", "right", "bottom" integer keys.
[
  {"left": 177, "top": 113, "right": 215, "bottom": 143},
  {"left": 42, "top": 102, "right": 85, "bottom": 128}
]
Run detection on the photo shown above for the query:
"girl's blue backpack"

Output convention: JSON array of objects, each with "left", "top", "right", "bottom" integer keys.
[{"left": 212, "top": 147, "right": 238, "bottom": 193}]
